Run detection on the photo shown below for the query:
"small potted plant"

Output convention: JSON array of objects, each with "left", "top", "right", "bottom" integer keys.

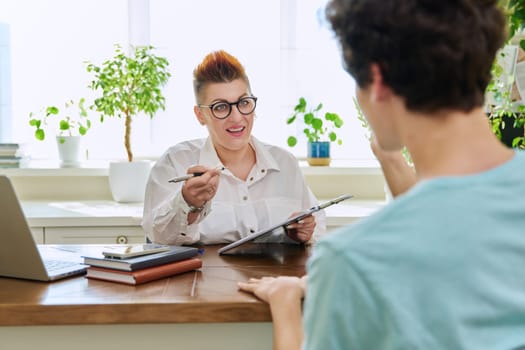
[
  {"left": 486, "top": 54, "right": 525, "bottom": 148},
  {"left": 484, "top": 0, "right": 525, "bottom": 149},
  {"left": 286, "top": 97, "right": 344, "bottom": 166},
  {"left": 86, "top": 44, "right": 171, "bottom": 202},
  {"left": 28, "top": 98, "right": 91, "bottom": 166}
]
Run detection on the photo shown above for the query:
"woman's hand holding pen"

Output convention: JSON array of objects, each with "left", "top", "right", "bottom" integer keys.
[
  {"left": 181, "top": 166, "right": 222, "bottom": 209},
  {"left": 285, "top": 212, "right": 316, "bottom": 243}
]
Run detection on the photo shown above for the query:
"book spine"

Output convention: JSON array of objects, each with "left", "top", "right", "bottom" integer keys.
[
  {"left": 86, "top": 258, "right": 202, "bottom": 285},
  {"left": 128, "top": 249, "right": 199, "bottom": 271},
  {"left": 83, "top": 248, "right": 199, "bottom": 271},
  {"left": 132, "top": 258, "right": 202, "bottom": 284}
]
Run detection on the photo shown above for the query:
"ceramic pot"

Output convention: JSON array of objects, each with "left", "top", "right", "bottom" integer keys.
[
  {"left": 56, "top": 136, "right": 82, "bottom": 167},
  {"left": 307, "top": 141, "right": 331, "bottom": 166},
  {"left": 108, "top": 160, "right": 152, "bottom": 203}
]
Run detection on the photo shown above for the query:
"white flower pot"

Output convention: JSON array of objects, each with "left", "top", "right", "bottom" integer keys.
[
  {"left": 108, "top": 160, "right": 152, "bottom": 203},
  {"left": 56, "top": 136, "right": 82, "bottom": 167}
]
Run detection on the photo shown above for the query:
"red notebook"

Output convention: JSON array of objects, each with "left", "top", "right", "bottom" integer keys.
[{"left": 86, "top": 257, "right": 202, "bottom": 285}]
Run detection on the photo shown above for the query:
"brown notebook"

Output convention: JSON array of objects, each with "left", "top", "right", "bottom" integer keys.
[{"left": 86, "top": 257, "right": 202, "bottom": 285}]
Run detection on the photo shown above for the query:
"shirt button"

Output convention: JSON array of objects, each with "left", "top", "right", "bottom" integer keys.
[
  {"left": 250, "top": 229, "right": 255, "bottom": 233},
  {"left": 249, "top": 177, "right": 254, "bottom": 181},
  {"left": 261, "top": 169, "right": 265, "bottom": 173},
  {"left": 243, "top": 196, "right": 248, "bottom": 201}
]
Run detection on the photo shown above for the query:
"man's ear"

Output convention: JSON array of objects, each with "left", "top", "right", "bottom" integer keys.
[
  {"left": 370, "top": 63, "right": 391, "bottom": 102},
  {"left": 194, "top": 105, "right": 206, "bottom": 126}
]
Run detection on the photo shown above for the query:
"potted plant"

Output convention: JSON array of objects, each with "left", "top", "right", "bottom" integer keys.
[
  {"left": 486, "top": 55, "right": 525, "bottom": 148},
  {"left": 28, "top": 98, "right": 91, "bottom": 166},
  {"left": 286, "top": 97, "right": 344, "bottom": 166},
  {"left": 86, "top": 44, "right": 171, "bottom": 202},
  {"left": 485, "top": 0, "right": 525, "bottom": 149}
]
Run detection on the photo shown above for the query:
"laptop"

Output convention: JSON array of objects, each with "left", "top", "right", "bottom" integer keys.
[
  {"left": 218, "top": 194, "right": 353, "bottom": 255},
  {"left": 0, "top": 175, "right": 87, "bottom": 281}
]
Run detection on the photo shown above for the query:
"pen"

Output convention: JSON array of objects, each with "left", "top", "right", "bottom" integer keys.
[
  {"left": 168, "top": 173, "right": 204, "bottom": 183},
  {"left": 168, "top": 167, "right": 226, "bottom": 183}
]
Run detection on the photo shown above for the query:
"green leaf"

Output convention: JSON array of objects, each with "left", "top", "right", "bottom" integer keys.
[
  {"left": 35, "top": 129, "right": 45, "bottom": 141},
  {"left": 304, "top": 129, "right": 314, "bottom": 142},
  {"left": 287, "top": 136, "right": 297, "bottom": 147},
  {"left": 295, "top": 97, "right": 306, "bottom": 112},
  {"left": 329, "top": 132, "right": 337, "bottom": 142},
  {"left": 312, "top": 118, "right": 323, "bottom": 131},
  {"left": 304, "top": 112, "right": 314, "bottom": 124},
  {"left": 333, "top": 114, "right": 344, "bottom": 128},
  {"left": 59, "top": 120, "right": 70, "bottom": 131},
  {"left": 46, "top": 106, "right": 59, "bottom": 116}
]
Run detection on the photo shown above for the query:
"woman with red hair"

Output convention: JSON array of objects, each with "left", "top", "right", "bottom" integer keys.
[{"left": 143, "top": 50, "right": 325, "bottom": 245}]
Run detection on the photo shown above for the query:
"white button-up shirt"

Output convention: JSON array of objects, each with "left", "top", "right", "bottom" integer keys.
[{"left": 142, "top": 136, "right": 326, "bottom": 245}]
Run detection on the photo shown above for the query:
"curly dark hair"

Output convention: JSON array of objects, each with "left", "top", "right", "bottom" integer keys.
[{"left": 326, "top": 0, "right": 507, "bottom": 113}]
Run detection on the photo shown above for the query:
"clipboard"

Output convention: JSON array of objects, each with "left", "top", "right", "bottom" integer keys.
[{"left": 218, "top": 194, "right": 353, "bottom": 255}]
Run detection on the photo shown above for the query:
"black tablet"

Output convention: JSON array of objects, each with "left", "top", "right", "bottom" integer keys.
[{"left": 218, "top": 194, "right": 353, "bottom": 255}]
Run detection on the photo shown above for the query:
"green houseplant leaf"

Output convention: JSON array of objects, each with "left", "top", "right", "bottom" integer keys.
[
  {"left": 485, "top": 0, "right": 525, "bottom": 149},
  {"left": 286, "top": 97, "right": 344, "bottom": 147},
  {"left": 86, "top": 44, "right": 171, "bottom": 162},
  {"left": 28, "top": 98, "right": 92, "bottom": 142}
]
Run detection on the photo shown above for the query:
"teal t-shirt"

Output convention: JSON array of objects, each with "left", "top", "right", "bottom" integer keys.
[{"left": 304, "top": 151, "right": 525, "bottom": 349}]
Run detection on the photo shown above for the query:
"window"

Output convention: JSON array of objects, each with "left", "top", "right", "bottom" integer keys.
[
  {"left": 0, "top": 0, "right": 373, "bottom": 162},
  {"left": 0, "top": 0, "right": 128, "bottom": 160}
]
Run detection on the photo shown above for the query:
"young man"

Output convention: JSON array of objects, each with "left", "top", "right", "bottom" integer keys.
[{"left": 239, "top": 1, "right": 525, "bottom": 349}]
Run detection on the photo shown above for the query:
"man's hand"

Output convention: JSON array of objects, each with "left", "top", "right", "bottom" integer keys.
[
  {"left": 238, "top": 275, "right": 307, "bottom": 303},
  {"left": 238, "top": 276, "right": 307, "bottom": 350}
]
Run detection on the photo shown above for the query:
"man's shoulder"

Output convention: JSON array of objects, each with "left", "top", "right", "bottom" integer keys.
[
  {"left": 316, "top": 194, "right": 429, "bottom": 254},
  {"left": 316, "top": 207, "right": 392, "bottom": 252},
  {"left": 512, "top": 149, "right": 525, "bottom": 165}
]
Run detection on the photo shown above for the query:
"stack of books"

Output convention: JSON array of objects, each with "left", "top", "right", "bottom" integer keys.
[
  {"left": 0, "top": 143, "right": 30, "bottom": 168},
  {"left": 82, "top": 244, "right": 202, "bottom": 285}
]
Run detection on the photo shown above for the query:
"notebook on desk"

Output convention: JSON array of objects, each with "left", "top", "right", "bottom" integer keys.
[{"left": 0, "top": 175, "right": 87, "bottom": 281}]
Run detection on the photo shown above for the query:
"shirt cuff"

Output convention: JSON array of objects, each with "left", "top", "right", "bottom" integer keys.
[{"left": 173, "top": 192, "right": 212, "bottom": 223}]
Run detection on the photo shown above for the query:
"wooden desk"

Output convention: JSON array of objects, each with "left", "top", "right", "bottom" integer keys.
[{"left": 0, "top": 244, "right": 309, "bottom": 350}]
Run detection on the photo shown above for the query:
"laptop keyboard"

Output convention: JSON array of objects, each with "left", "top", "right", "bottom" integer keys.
[{"left": 44, "top": 259, "right": 80, "bottom": 271}]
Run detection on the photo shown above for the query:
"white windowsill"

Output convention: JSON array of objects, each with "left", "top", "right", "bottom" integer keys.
[
  {"left": 0, "top": 158, "right": 383, "bottom": 177},
  {"left": 1, "top": 158, "right": 387, "bottom": 201}
]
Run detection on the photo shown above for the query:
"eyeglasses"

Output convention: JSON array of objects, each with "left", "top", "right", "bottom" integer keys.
[{"left": 198, "top": 96, "right": 258, "bottom": 120}]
